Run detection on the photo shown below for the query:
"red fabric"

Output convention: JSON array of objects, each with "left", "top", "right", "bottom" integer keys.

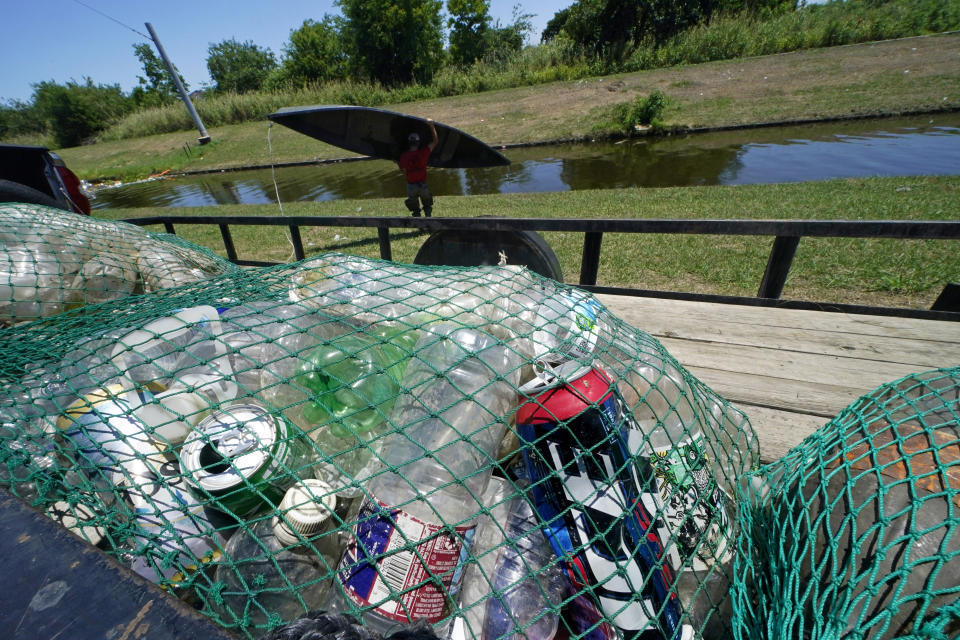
[{"left": 399, "top": 147, "right": 431, "bottom": 183}]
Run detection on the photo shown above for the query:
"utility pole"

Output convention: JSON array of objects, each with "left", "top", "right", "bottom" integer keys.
[{"left": 145, "top": 22, "right": 211, "bottom": 145}]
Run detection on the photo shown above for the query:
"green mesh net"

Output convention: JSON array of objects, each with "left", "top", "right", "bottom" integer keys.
[
  {"left": 0, "top": 251, "right": 759, "bottom": 639},
  {"left": 0, "top": 203, "right": 237, "bottom": 327},
  {"left": 732, "top": 367, "right": 960, "bottom": 640}
]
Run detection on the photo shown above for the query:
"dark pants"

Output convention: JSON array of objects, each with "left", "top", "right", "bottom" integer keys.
[{"left": 405, "top": 182, "right": 433, "bottom": 217}]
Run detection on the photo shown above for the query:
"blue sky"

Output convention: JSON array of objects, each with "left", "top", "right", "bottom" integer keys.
[{"left": 0, "top": 0, "right": 572, "bottom": 103}]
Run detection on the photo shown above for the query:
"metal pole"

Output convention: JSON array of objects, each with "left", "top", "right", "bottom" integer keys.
[{"left": 145, "top": 22, "right": 211, "bottom": 145}]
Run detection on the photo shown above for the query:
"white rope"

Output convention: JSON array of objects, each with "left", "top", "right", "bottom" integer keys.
[{"left": 268, "top": 122, "right": 297, "bottom": 262}]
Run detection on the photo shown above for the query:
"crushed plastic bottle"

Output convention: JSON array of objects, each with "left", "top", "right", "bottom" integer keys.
[
  {"left": 325, "top": 323, "right": 521, "bottom": 634},
  {"left": 461, "top": 471, "right": 566, "bottom": 640},
  {"left": 212, "top": 479, "right": 342, "bottom": 633}
]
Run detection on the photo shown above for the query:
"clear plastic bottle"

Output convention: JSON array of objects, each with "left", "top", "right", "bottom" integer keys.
[
  {"left": 325, "top": 323, "right": 521, "bottom": 634},
  {"left": 296, "top": 326, "right": 416, "bottom": 499},
  {"left": 212, "top": 479, "right": 343, "bottom": 634},
  {"left": 460, "top": 473, "right": 566, "bottom": 640}
]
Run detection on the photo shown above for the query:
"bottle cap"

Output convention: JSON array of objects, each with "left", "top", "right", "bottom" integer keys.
[{"left": 273, "top": 479, "right": 337, "bottom": 547}]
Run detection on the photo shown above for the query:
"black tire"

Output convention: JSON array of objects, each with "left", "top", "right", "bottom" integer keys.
[
  {"left": 414, "top": 226, "right": 564, "bottom": 282},
  {"left": 0, "top": 179, "right": 67, "bottom": 210}
]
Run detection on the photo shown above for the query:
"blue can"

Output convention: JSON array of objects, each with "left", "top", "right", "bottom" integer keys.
[{"left": 517, "top": 366, "right": 685, "bottom": 640}]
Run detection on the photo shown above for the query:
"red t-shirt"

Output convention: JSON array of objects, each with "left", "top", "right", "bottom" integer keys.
[{"left": 399, "top": 147, "right": 431, "bottom": 183}]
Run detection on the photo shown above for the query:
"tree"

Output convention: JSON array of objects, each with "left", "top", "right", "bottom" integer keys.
[
  {"left": 0, "top": 99, "right": 45, "bottom": 141},
  {"left": 337, "top": 0, "right": 444, "bottom": 85},
  {"left": 206, "top": 38, "right": 277, "bottom": 93},
  {"left": 448, "top": 0, "right": 491, "bottom": 66},
  {"left": 130, "top": 42, "right": 186, "bottom": 108},
  {"left": 31, "top": 79, "right": 130, "bottom": 147},
  {"left": 485, "top": 5, "right": 534, "bottom": 58},
  {"left": 279, "top": 17, "right": 349, "bottom": 86},
  {"left": 542, "top": 7, "right": 571, "bottom": 42}
]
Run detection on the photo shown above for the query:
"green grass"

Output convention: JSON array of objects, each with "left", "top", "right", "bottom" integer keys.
[
  {"left": 95, "top": 175, "right": 960, "bottom": 310},
  {"left": 84, "top": 0, "right": 959, "bottom": 144},
  {"left": 57, "top": 30, "right": 960, "bottom": 182}
]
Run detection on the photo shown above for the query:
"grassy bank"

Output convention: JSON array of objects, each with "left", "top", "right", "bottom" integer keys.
[
  {"left": 82, "top": 0, "right": 960, "bottom": 143},
  {"left": 58, "top": 33, "right": 960, "bottom": 182},
  {"left": 96, "top": 175, "right": 960, "bottom": 310}
]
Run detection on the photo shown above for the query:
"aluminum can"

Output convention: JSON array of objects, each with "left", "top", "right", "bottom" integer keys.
[
  {"left": 181, "top": 402, "right": 311, "bottom": 516},
  {"left": 517, "top": 366, "right": 686, "bottom": 640},
  {"left": 56, "top": 385, "right": 219, "bottom": 584},
  {"left": 56, "top": 384, "right": 161, "bottom": 474}
]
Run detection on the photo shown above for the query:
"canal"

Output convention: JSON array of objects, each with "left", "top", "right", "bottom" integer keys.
[{"left": 89, "top": 114, "right": 960, "bottom": 210}]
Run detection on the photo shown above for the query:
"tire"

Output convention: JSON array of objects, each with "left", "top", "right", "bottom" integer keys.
[
  {"left": 0, "top": 179, "right": 67, "bottom": 210},
  {"left": 414, "top": 226, "right": 563, "bottom": 282}
]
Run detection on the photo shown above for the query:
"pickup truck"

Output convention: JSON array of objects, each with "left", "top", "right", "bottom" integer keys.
[{"left": 0, "top": 143, "right": 91, "bottom": 214}]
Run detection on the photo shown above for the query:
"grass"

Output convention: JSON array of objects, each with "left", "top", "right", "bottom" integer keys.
[
  {"left": 94, "top": 175, "right": 960, "bottom": 310},
  {"left": 57, "top": 32, "right": 960, "bottom": 183},
  {"left": 61, "top": 0, "right": 957, "bottom": 148}
]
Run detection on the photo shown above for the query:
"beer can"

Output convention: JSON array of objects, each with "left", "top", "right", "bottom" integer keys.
[
  {"left": 181, "top": 402, "right": 311, "bottom": 517},
  {"left": 517, "top": 366, "right": 685, "bottom": 639},
  {"left": 645, "top": 432, "right": 733, "bottom": 572}
]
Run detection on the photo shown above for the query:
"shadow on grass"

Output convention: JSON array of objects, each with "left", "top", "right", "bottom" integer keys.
[{"left": 307, "top": 229, "right": 428, "bottom": 255}]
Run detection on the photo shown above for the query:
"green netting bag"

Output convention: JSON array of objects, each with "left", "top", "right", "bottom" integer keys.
[
  {"left": 0, "top": 203, "right": 237, "bottom": 327},
  {"left": 0, "top": 252, "right": 759, "bottom": 640},
  {"left": 732, "top": 367, "right": 960, "bottom": 640}
]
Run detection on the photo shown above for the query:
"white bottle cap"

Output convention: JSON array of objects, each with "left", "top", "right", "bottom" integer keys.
[{"left": 273, "top": 479, "right": 337, "bottom": 547}]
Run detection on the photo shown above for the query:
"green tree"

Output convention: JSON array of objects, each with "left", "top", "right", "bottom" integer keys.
[
  {"left": 542, "top": 7, "right": 571, "bottom": 42},
  {"left": 279, "top": 17, "right": 349, "bottom": 86},
  {"left": 0, "top": 99, "right": 45, "bottom": 141},
  {"left": 485, "top": 4, "right": 534, "bottom": 58},
  {"left": 130, "top": 42, "right": 187, "bottom": 108},
  {"left": 31, "top": 79, "right": 130, "bottom": 147},
  {"left": 448, "top": 0, "right": 491, "bottom": 65},
  {"left": 206, "top": 38, "right": 277, "bottom": 93},
  {"left": 337, "top": 0, "right": 444, "bottom": 85}
]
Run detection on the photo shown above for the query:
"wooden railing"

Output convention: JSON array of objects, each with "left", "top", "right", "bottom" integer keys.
[{"left": 122, "top": 215, "right": 960, "bottom": 321}]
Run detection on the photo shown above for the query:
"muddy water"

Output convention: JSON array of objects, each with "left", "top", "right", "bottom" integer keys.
[{"left": 89, "top": 114, "right": 960, "bottom": 210}]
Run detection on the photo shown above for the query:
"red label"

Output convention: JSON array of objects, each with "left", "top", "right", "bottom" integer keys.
[{"left": 340, "top": 498, "right": 476, "bottom": 623}]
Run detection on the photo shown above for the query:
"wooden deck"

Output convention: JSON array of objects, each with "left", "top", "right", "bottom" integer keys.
[{"left": 597, "top": 295, "right": 960, "bottom": 464}]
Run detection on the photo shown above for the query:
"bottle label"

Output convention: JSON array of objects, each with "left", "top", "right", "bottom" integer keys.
[
  {"left": 338, "top": 497, "right": 476, "bottom": 624},
  {"left": 649, "top": 433, "right": 733, "bottom": 571},
  {"left": 533, "top": 291, "right": 603, "bottom": 365}
]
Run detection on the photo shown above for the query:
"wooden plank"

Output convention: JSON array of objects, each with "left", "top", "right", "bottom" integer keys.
[
  {"left": 604, "top": 307, "right": 959, "bottom": 367},
  {"left": 0, "top": 490, "right": 239, "bottom": 640},
  {"left": 598, "top": 295, "right": 960, "bottom": 342},
  {"left": 659, "top": 337, "right": 922, "bottom": 393},
  {"left": 683, "top": 364, "right": 862, "bottom": 416},
  {"left": 736, "top": 404, "right": 829, "bottom": 464}
]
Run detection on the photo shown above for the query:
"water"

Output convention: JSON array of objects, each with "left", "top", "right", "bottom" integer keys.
[{"left": 89, "top": 115, "right": 960, "bottom": 210}]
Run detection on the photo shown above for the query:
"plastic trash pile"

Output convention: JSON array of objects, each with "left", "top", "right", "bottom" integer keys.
[
  {"left": 0, "top": 249, "right": 956, "bottom": 640},
  {"left": 0, "top": 203, "right": 236, "bottom": 327},
  {"left": 0, "top": 253, "right": 759, "bottom": 639}
]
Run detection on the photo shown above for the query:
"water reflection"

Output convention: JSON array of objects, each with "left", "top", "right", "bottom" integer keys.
[{"left": 90, "top": 115, "right": 960, "bottom": 210}]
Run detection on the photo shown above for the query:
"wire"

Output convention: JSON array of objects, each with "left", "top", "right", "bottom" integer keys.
[
  {"left": 268, "top": 122, "right": 298, "bottom": 262},
  {"left": 70, "top": 0, "right": 151, "bottom": 40}
]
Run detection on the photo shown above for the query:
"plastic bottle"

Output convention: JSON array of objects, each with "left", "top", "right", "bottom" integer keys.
[
  {"left": 461, "top": 473, "right": 566, "bottom": 640},
  {"left": 293, "top": 326, "right": 417, "bottom": 500},
  {"left": 324, "top": 323, "right": 521, "bottom": 634},
  {"left": 219, "top": 301, "right": 336, "bottom": 396},
  {"left": 287, "top": 254, "right": 503, "bottom": 329},
  {"left": 212, "top": 479, "right": 343, "bottom": 633}
]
